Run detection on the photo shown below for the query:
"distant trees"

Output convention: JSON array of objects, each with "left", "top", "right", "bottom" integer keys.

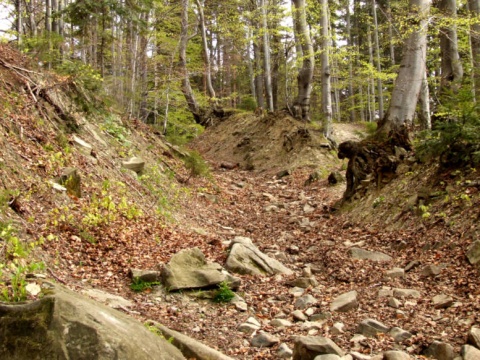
[{"left": 4, "top": 0, "right": 479, "bottom": 137}]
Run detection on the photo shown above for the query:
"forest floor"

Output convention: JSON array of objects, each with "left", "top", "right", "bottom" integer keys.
[{"left": 1, "top": 43, "right": 479, "bottom": 359}]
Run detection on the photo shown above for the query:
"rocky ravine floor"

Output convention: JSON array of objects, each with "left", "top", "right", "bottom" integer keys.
[{"left": 97, "top": 165, "right": 479, "bottom": 360}]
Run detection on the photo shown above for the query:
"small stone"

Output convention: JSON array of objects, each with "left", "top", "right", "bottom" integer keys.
[
  {"left": 295, "top": 294, "right": 317, "bottom": 310},
  {"left": 129, "top": 268, "right": 161, "bottom": 283},
  {"left": 466, "top": 240, "right": 480, "bottom": 265},
  {"left": 25, "top": 282, "right": 41, "bottom": 296},
  {"left": 395, "top": 310, "right": 407, "bottom": 319},
  {"left": 404, "top": 260, "right": 421, "bottom": 272},
  {"left": 432, "top": 294, "right": 454, "bottom": 309},
  {"left": 290, "top": 287, "right": 306, "bottom": 297},
  {"left": 305, "top": 307, "right": 315, "bottom": 316},
  {"left": 330, "top": 290, "right": 358, "bottom": 312},
  {"left": 246, "top": 317, "right": 261, "bottom": 327},
  {"left": 72, "top": 135, "right": 93, "bottom": 156},
  {"left": 288, "top": 277, "right": 318, "bottom": 288},
  {"left": 422, "top": 341, "right": 455, "bottom": 360},
  {"left": 389, "top": 327, "right": 413, "bottom": 342},
  {"left": 251, "top": 332, "right": 279, "bottom": 347},
  {"left": 349, "top": 247, "right": 392, "bottom": 262},
  {"left": 356, "top": 319, "right": 390, "bottom": 337},
  {"left": 292, "top": 310, "right": 308, "bottom": 321},
  {"left": 278, "top": 343, "right": 293, "bottom": 359},
  {"left": 292, "top": 336, "right": 345, "bottom": 359},
  {"left": 301, "top": 321, "right": 326, "bottom": 331},
  {"left": 237, "top": 322, "right": 258, "bottom": 334},
  {"left": 421, "top": 264, "right": 442, "bottom": 277},
  {"left": 393, "top": 288, "right": 421, "bottom": 298},
  {"left": 378, "top": 287, "right": 394, "bottom": 298},
  {"left": 331, "top": 322, "right": 345, "bottom": 335},
  {"left": 462, "top": 344, "right": 480, "bottom": 360},
  {"left": 271, "top": 319, "right": 293, "bottom": 328},
  {"left": 350, "top": 351, "right": 371, "bottom": 360},
  {"left": 388, "top": 297, "right": 402, "bottom": 308},
  {"left": 310, "top": 312, "right": 332, "bottom": 322},
  {"left": 384, "top": 350, "right": 411, "bottom": 360},
  {"left": 467, "top": 326, "right": 480, "bottom": 348},
  {"left": 385, "top": 268, "right": 405, "bottom": 279},
  {"left": 314, "top": 355, "right": 341, "bottom": 360},
  {"left": 122, "top": 156, "right": 145, "bottom": 173}
]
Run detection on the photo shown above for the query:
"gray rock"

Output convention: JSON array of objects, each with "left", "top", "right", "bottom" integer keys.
[
  {"left": 466, "top": 241, "right": 480, "bottom": 265},
  {"left": 384, "top": 350, "right": 411, "bottom": 360},
  {"left": 251, "top": 332, "right": 280, "bottom": 348},
  {"left": 314, "top": 355, "right": 341, "bottom": 360},
  {"left": 225, "top": 237, "right": 293, "bottom": 276},
  {"left": 301, "top": 321, "right": 326, "bottom": 331},
  {"left": 388, "top": 327, "right": 413, "bottom": 342},
  {"left": 385, "top": 268, "right": 405, "bottom": 279},
  {"left": 356, "top": 319, "right": 390, "bottom": 337},
  {"left": 462, "top": 344, "right": 480, "bottom": 359},
  {"left": 161, "top": 247, "right": 240, "bottom": 291},
  {"left": 295, "top": 294, "right": 317, "bottom": 310},
  {"left": 288, "top": 276, "right": 318, "bottom": 288},
  {"left": 152, "top": 321, "right": 234, "bottom": 360},
  {"left": 292, "top": 310, "right": 308, "bottom": 321},
  {"left": 378, "top": 287, "right": 394, "bottom": 298},
  {"left": 388, "top": 297, "right": 401, "bottom": 308},
  {"left": 404, "top": 260, "right": 421, "bottom": 272},
  {"left": 122, "top": 156, "right": 145, "bottom": 173},
  {"left": 129, "top": 268, "right": 161, "bottom": 283},
  {"left": 331, "top": 322, "right": 345, "bottom": 335},
  {"left": 57, "top": 167, "right": 82, "bottom": 197},
  {"left": 350, "top": 351, "right": 371, "bottom": 360},
  {"left": 72, "top": 135, "right": 93, "bottom": 156},
  {"left": 293, "top": 336, "right": 345, "bottom": 359},
  {"left": 271, "top": 318, "right": 293, "bottom": 328},
  {"left": 393, "top": 288, "right": 421, "bottom": 299},
  {"left": 278, "top": 343, "right": 294, "bottom": 358},
  {"left": 422, "top": 341, "right": 455, "bottom": 360},
  {"left": 82, "top": 288, "right": 133, "bottom": 309},
  {"left": 0, "top": 283, "right": 185, "bottom": 360},
  {"left": 330, "top": 291, "right": 359, "bottom": 312},
  {"left": 237, "top": 322, "right": 259, "bottom": 334},
  {"left": 432, "top": 294, "right": 454, "bottom": 309},
  {"left": 349, "top": 247, "right": 392, "bottom": 262},
  {"left": 421, "top": 264, "right": 442, "bottom": 277},
  {"left": 467, "top": 327, "right": 480, "bottom": 348},
  {"left": 310, "top": 312, "right": 332, "bottom": 321}
]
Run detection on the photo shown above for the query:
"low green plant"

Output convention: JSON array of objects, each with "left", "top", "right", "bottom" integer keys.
[
  {"left": 130, "top": 277, "right": 160, "bottom": 293},
  {"left": 213, "top": 281, "right": 235, "bottom": 303},
  {"left": 373, "top": 196, "right": 385, "bottom": 208},
  {"left": 0, "top": 222, "right": 45, "bottom": 302},
  {"left": 183, "top": 150, "right": 211, "bottom": 181}
]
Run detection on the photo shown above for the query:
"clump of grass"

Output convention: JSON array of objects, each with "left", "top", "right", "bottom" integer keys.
[
  {"left": 213, "top": 281, "right": 235, "bottom": 303},
  {"left": 130, "top": 277, "right": 160, "bottom": 293}
]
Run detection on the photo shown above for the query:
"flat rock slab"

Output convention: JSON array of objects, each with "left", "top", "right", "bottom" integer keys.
[
  {"left": 122, "top": 156, "right": 145, "bottom": 173},
  {"left": 150, "top": 321, "right": 234, "bottom": 360},
  {"left": 0, "top": 283, "right": 185, "bottom": 360},
  {"left": 466, "top": 240, "right": 480, "bottom": 265},
  {"left": 330, "top": 290, "right": 358, "bottom": 312},
  {"left": 422, "top": 341, "right": 454, "bottom": 360},
  {"left": 292, "top": 336, "right": 345, "bottom": 360},
  {"left": 82, "top": 288, "right": 134, "bottom": 309},
  {"left": 357, "top": 319, "right": 390, "bottom": 337},
  {"left": 349, "top": 247, "right": 392, "bottom": 262},
  {"left": 225, "top": 236, "right": 293, "bottom": 276},
  {"left": 161, "top": 247, "right": 240, "bottom": 291}
]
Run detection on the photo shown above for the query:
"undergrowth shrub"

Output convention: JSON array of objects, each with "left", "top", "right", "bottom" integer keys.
[{"left": 416, "top": 88, "right": 480, "bottom": 169}]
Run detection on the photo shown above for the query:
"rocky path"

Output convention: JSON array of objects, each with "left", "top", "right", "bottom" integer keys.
[{"left": 127, "top": 165, "right": 480, "bottom": 360}]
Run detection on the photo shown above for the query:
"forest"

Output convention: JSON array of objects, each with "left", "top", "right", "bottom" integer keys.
[{"left": 1, "top": 0, "right": 478, "bottom": 136}]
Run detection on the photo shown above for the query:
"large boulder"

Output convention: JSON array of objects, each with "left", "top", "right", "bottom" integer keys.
[
  {"left": 0, "top": 283, "right": 185, "bottom": 360},
  {"left": 292, "top": 336, "right": 345, "bottom": 360},
  {"left": 466, "top": 240, "right": 480, "bottom": 265},
  {"left": 161, "top": 247, "right": 240, "bottom": 291},
  {"left": 225, "top": 237, "right": 293, "bottom": 276}
]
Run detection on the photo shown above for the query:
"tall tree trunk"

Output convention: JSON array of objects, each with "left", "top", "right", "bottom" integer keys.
[
  {"left": 367, "top": 26, "right": 376, "bottom": 122},
  {"left": 320, "top": 0, "right": 332, "bottom": 139},
  {"left": 372, "top": 0, "right": 384, "bottom": 119},
  {"left": 418, "top": 69, "right": 432, "bottom": 129},
  {"left": 346, "top": 0, "right": 356, "bottom": 122},
  {"left": 260, "top": 0, "right": 274, "bottom": 111},
  {"left": 469, "top": 0, "right": 480, "bottom": 100},
  {"left": 377, "top": 0, "right": 430, "bottom": 133},
  {"left": 195, "top": 0, "right": 217, "bottom": 104},
  {"left": 16, "top": 0, "right": 22, "bottom": 45},
  {"left": 437, "top": 0, "right": 464, "bottom": 94},
  {"left": 180, "top": 0, "right": 201, "bottom": 121},
  {"left": 253, "top": 40, "right": 265, "bottom": 109},
  {"left": 292, "top": 0, "right": 314, "bottom": 121}
]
